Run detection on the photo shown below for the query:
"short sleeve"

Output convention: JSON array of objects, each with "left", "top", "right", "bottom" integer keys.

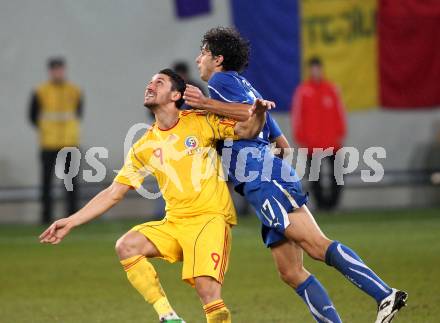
[
  {"left": 114, "top": 140, "right": 153, "bottom": 189},
  {"left": 208, "top": 72, "right": 255, "bottom": 104},
  {"left": 203, "top": 113, "right": 239, "bottom": 141},
  {"left": 267, "top": 113, "right": 283, "bottom": 140}
]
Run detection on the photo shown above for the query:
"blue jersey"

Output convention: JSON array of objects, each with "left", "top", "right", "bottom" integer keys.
[
  {"left": 209, "top": 71, "right": 308, "bottom": 247},
  {"left": 208, "top": 71, "right": 283, "bottom": 191}
]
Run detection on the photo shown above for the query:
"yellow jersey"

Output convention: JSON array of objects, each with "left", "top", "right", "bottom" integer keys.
[{"left": 114, "top": 110, "right": 239, "bottom": 225}]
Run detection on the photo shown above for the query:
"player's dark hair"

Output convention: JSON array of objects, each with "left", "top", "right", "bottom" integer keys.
[
  {"left": 201, "top": 26, "right": 250, "bottom": 72},
  {"left": 159, "top": 68, "right": 186, "bottom": 108},
  {"left": 308, "top": 56, "right": 322, "bottom": 67}
]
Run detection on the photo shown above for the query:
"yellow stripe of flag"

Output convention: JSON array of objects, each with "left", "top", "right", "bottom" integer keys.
[{"left": 301, "top": 0, "right": 378, "bottom": 111}]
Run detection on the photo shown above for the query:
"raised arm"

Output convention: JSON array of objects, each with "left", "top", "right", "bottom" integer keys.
[
  {"left": 234, "top": 98, "right": 275, "bottom": 139},
  {"left": 271, "top": 134, "right": 292, "bottom": 159},
  {"left": 39, "top": 182, "right": 130, "bottom": 244},
  {"left": 184, "top": 84, "right": 251, "bottom": 122}
]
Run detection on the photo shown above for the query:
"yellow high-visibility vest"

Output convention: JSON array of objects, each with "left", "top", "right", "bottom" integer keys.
[{"left": 36, "top": 81, "right": 82, "bottom": 149}]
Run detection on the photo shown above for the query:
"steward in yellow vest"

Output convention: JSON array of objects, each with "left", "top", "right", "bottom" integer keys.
[
  {"left": 28, "top": 57, "right": 83, "bottom": 224},
  {"left": 30, "top": 75, "right": 82, "bottom": 148}
]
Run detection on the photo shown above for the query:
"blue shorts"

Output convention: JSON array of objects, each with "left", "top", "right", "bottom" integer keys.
[{"left": 243, "top": 179, "right": 308, "bottom": 247}]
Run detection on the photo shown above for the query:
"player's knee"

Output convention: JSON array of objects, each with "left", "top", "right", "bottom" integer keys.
[
  {"left": 115, "top": 237, "right": 129, "bottom": 258},
  {"left": 115, "top": 234, "right": 143, "bottom": 259}
]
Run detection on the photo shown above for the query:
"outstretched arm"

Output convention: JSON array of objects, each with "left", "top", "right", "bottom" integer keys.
[
  {"left": 39, "top": 182, "right": 130, "bottom": 244},
  {"left": 234, "top": 99, "right": 275, "bottom": 139},
  {"left": 184, "top": 84, "right": 252, "bottom": 122}
]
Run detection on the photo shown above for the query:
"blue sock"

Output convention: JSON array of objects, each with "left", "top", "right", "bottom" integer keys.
[
  {"left": 296, "top": 275, "right": 342, "bottom": 323},
  {"left": 325, "top": 241, "right": 392, "bottom": 303}
]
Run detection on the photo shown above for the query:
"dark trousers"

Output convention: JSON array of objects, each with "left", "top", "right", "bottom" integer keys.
[
  {"left": 40, "top": 149, "right": 79, "bottom": 224},
  {"left": 308, "top": 154, "right": 342, "bottom": 211}
]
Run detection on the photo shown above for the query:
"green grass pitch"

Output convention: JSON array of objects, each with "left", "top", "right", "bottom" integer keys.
[{"left": 1, "top": 208, "right": 439, "bottom": 322}]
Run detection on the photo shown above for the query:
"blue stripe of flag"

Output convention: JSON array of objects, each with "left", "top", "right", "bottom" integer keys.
[{"left": 231, "top": 0, "right": 301, "bottom": 112}]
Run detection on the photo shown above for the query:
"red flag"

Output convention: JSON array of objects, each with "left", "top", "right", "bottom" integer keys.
[{"left": 379, "top": 0, "right": 440, "bottom": 108}]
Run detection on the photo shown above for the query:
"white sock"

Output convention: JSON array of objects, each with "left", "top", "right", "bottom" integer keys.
[{"left": 159, "top": 311, "right": 180, "bottom": 320}]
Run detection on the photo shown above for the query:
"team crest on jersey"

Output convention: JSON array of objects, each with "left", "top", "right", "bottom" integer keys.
[{"left": 184, "top": 136, "right": 199, "bottom": 149}]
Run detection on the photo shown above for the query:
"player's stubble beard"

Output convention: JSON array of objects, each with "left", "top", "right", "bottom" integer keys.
[
  {"left": 144, "top": 100, "right": 160, "bottom": 120},
  {"left": 144, "top": 101, "right": 158, "bottom": 110}
]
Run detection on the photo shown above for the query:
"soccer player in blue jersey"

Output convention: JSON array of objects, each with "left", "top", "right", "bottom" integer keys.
[{"left": 183, "top": 27, "right": 407, "bottom": 323}]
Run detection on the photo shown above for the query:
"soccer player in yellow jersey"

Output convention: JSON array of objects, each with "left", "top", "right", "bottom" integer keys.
[{"left": 39, "top": 68, "right": 273, "bottom": 323}]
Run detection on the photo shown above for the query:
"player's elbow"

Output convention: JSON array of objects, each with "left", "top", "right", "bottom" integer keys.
[{"left": 107, "top": 182, "right": 129, "bottom": 203}]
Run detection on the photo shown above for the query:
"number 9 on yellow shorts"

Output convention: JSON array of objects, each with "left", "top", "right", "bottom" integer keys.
[{"left": 131, "top": 214, "right": 232, "bottom": 287}]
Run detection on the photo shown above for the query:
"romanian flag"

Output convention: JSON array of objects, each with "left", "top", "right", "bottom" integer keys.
[{"left": 231, "top": 0, "right": 440, "bottom": 111}]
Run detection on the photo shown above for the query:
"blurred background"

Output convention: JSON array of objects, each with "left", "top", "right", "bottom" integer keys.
[{"left": 0, "top": 1, "right": 439, "bottom": 322}]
